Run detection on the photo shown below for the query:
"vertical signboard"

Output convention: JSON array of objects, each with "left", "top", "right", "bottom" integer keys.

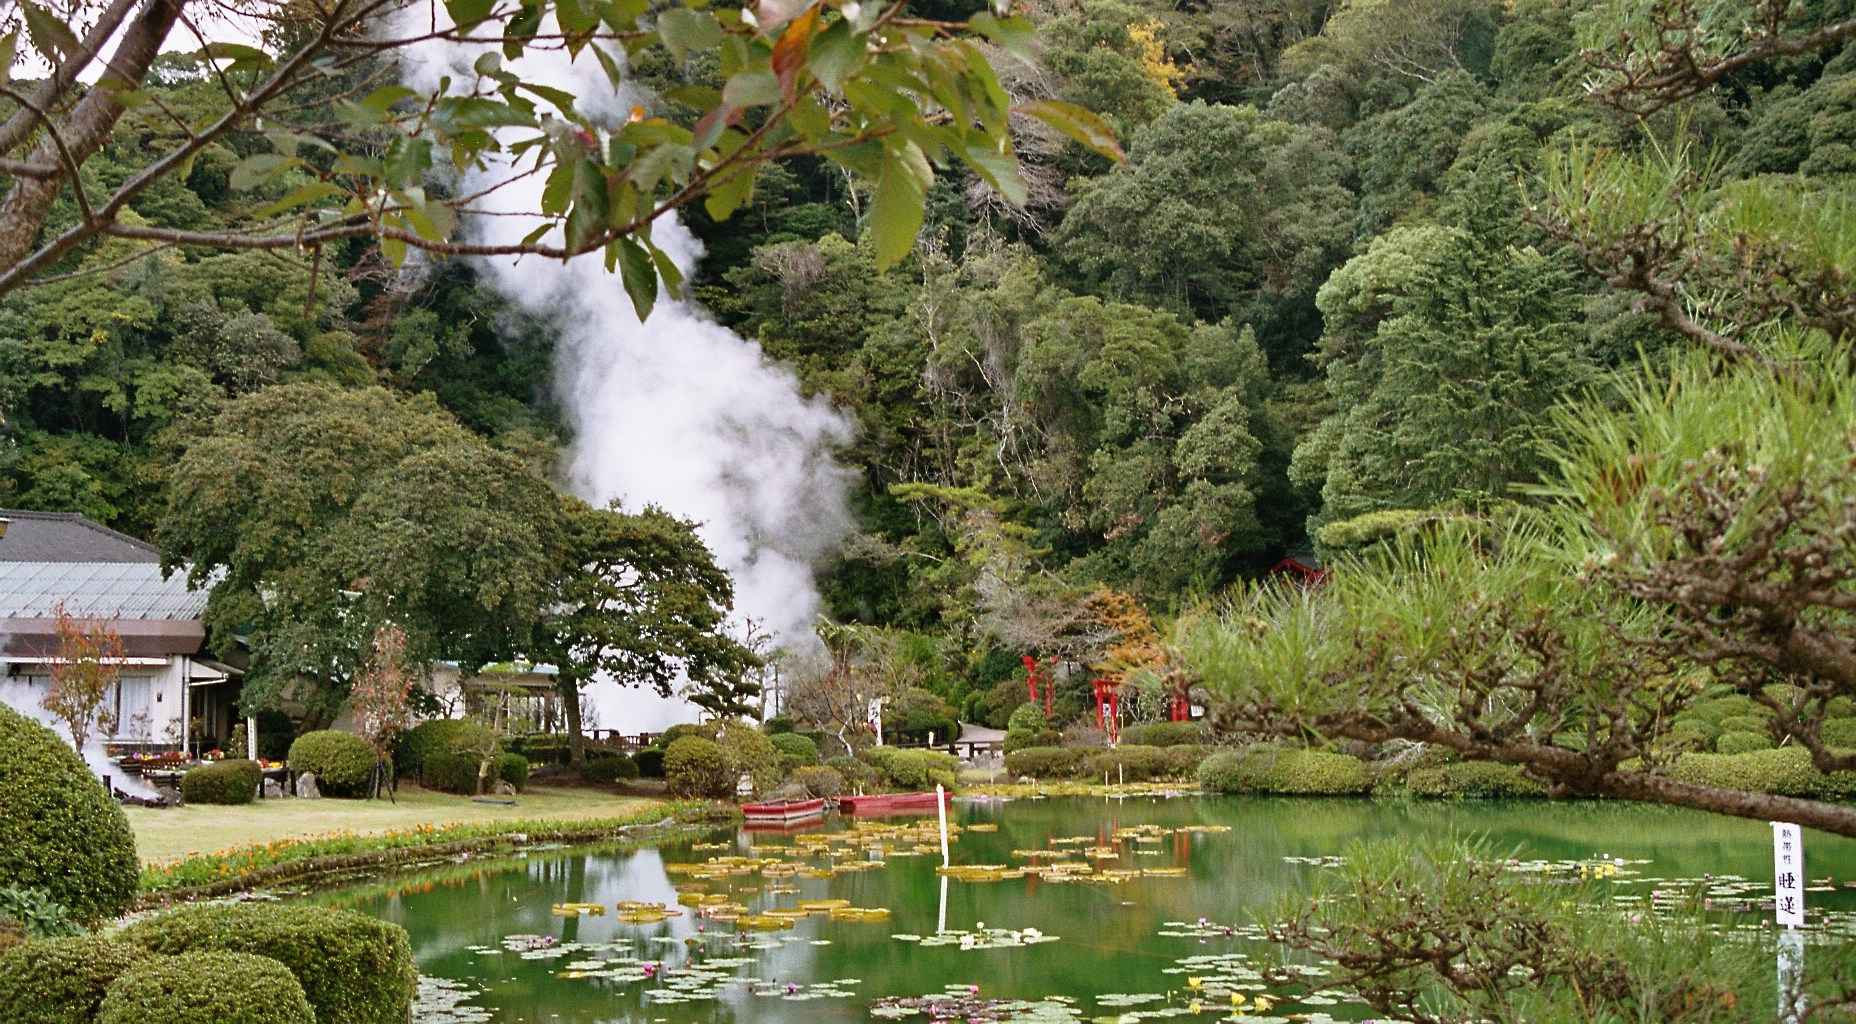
[{"left": 1772, "top": 821, "right": 1805, "bottom": 926}]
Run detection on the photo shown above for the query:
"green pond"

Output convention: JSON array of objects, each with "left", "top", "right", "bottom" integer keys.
[{"left": 329, "top": 796, "right": 1856, "bottom": 1024}]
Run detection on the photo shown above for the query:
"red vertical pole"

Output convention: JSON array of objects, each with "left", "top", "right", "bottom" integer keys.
[{"left": 1024, "top": 656, "right": 1039, "bottom": 704}]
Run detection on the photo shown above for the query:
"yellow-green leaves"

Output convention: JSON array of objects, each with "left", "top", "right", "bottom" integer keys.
[
  {"left": 1021, "top": 100, "right": 1127, "bottom": 163},
  {"left": 869, "top": 141, "right": 932, "bottom": 269}
]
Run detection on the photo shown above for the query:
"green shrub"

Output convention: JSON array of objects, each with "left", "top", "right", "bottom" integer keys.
[
  {"left": 121, "top": 902, "right": 416, "bottom": 1024},
  {"left": 764, "top": 716, "right": 796, "bottom": 734},
  {"left": 583, "top": 754, "right": 639, "bottom": 784},
  {"left": 0, "top": 885, "right": 82, "bottom": 939},
  {"left": 1667, "top": 746, "right": 1856, "bottom": 800},
  {"left": 1006, "top": 702, "right": 1046, "bottom": 734},
  {"left": 98, "top": 951, "right": 314, "bottom": 1024},
  {"left": 1125, "top": 721, "right": 1211, "bottom": 747},
  {"left": 825, "top": 755, "right": 879, "bottom": 792},
  {"left": 1197, "top": 745, "right": 1372, "bottom": 795},
  {"left": 498, "top": 753, "right": 529, "bottom": 790},
  {"left": 286, "top": 731, "right": 375, "bottom": 797},
  {"left": 770, "top": 732, "right": 819, "bottom": 766},
  {"left": 1715, "top": 730, "right": 1774, "bottom": 754},
  {"left": 718, "top": 722, "right": 779, "bottom": 793},
  {"left": 862, "top": 747, "right": 956, "bottom": 790},
  {"left": 657, "top": 723, "right": 712, "bottom": 748},
  {"left": 665, "top": 736, "right": 733, "bottom": 798},
  {"left": 420, "top": 751, "right": 482, "bottom": 794},
  {"left": 392, "top": 720, "right": 474, "bottom": 777},
  {"left": 1667, "top": 719, "right": 1719, "bottom": 748},
  {"left": 0, "top": 704, "right": 139, "bottom": 925},
  {"left": 0, "top": 935, "right": 148, "bottom": 1024},
  {"left": 792, "top": 765, "right": 846, "bottom": 798},
  {"left": 634, "top": 748, "right": 666, "bottom": 777},
  {"left": 1004, "top": 746, "right": 1094, "bottom": 778},
  {"left": 1088, "top": 744, "right": 1203, "bottom": 782},
  {"left": 182, "top": 759, "right": 262, "bottom": 805},
  {"left": 1717, "top": 715, "right": 1770, "bottom": 736},
  {"left": 1690, "top": 695, "right": 1760, "bottom": 724},
  {"left": 1407, "top": 762, "right": 1548, "bottom": 798},
  {"left": 1822, "top": 718, "right": 1856, "bottom": 747}
]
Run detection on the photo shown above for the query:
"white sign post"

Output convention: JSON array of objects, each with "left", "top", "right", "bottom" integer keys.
[{"left": 1772, "top": 821, "right": 1805, "bottom": 1024}]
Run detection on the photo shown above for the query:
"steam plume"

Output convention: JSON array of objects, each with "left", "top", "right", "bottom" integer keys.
[{"left": 402, "top": 16, "right": 853, "bottom": 730}]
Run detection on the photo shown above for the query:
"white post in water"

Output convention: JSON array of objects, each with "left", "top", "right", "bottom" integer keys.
[
  {"left": 1773, "top": 821, "right": 1805, "bottom": 1023},
  {"left": 936, "top": 784, "right": 950, "bottom": 866}
]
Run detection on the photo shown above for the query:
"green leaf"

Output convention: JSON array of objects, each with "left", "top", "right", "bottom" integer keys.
[
  {"left": 613, "top": 235, "right": 659, "bottom": 319},
  {"left": 1018, "top": 100, "right": 1126, "bottom": 163},
  {"left": 657, "top": 7, "right": 723, "bottom": 61},
  {"left": 649, "top": 240, "right": 684, "bottom": 299},
  {"left": 967, "top": 13, "right": 1035, "bottom": 59},
  {"left": 807, "top": 19, "right": 865, "bottom": 93},
  {"left": 20, "top": 2, "right": 77, "bottom": 61},
  {"left": 721, "top": 69, "right": 781, "bottom": 109},
  {"left": 702, "top": 166, "right": 756, "bottom": 221},
  {"left": 229, "top": 153, "right": 299, "bottom": 192},
  {"left": 200, "top": 42, "right": 274, "bottom": 73},
  {"left": 0, "top": 31, "right": 17, "bottom": 87},
  {"left": 962, "top": 142, "right": 1026, "bottom": 206},
  {"left": 384, "top": 136, "right": 434, "bottom": 187},
  {"left": 252, "top": 180, "right": 344, "bottom": 218},
  {"left": 445, "top": 0, "right": 496, "bottom": 30},
  {"left": 867, "top": 152, "right": 927, "bottom": 270}
]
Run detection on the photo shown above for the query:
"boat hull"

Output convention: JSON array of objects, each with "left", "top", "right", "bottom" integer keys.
[{"left": 834, "top": 791, "right": 952, "bottom": 816}]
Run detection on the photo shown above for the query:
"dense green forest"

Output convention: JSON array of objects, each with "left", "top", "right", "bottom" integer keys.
[{"left": 4, "top": 0, "right": 1853, "bottom": 727}]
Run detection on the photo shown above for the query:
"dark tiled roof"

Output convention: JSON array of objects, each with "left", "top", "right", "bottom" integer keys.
[{"left": 0, "top": 509, "right": 160, "bottom": 563}]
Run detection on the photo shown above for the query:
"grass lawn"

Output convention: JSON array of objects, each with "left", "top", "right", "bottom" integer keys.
[{"left": 127, "top": 784, "right": 655, "bottom": 864}]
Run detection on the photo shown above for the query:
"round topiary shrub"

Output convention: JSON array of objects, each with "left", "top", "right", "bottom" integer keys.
[
  {"left": 286, "top": 730, "right": 374, "bottom": 797},
  {"left": 392, "top": 719, "right": 476, "bottom": 777},
  {"left": 718, "top": 722, "right": 779, "bottom": 793},
  {"left": 182, "top": 759, "right": 263, "bottom": 805},
  {"left": 1003, "top": 746, "right": 1093, "bottom": 779},
  {"left": 1717, "top": 714, "right": 1771, "bottom": 737},
  {"left": 0, "top": 704, "right": 139, "bottom": 925},
  {"left": 792, "top": 765, "right": 846, "bottom": 797},
  {"left": 770, "top": 732, "right": 819, "bottom": 766},
  {"left": 121, "top": 902, "right": 415, "bottom": 1024},
  {"left": 634, "top": 748, "right": 666, "bottom": 777},
  {"left": 420, "top": 751, "right": 483, "bottom": 794},
  {"left": 1197, "top": 745, "right": 1371, "bottom": 795},
  {"left": 98, "top": 951, "right": 314, "bottom": 1024},
  {"left": 664, "top": 736, "right": 732, "bottom": 798},
  {"left": 1715, "top": 730, "right": 1774, "bottom": 754},
  {"left": 825, "top": 755, "right": 880, "bottom": 792},
  {"left": 583, "top": 754, "right": 639, "bottom": 785},
  {"left": 1126, "top": 721, "right": 1211, "bottom": 747},
  {"left": 657, "top": 723, "right": 712, "bottom": 748},
  {"left": 498, "top": 752, "right": 529, "bottom": 790},
  {"left": 0, "top": 935, "right": 148, "bottom": 1024}
]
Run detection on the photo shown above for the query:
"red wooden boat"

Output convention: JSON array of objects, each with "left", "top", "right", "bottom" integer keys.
[
  {"left": 740, "top": 797, "right": 827, "bottom": 823},
  {"left": 834, "top": 790, "right": 952, "bottom": 816}
]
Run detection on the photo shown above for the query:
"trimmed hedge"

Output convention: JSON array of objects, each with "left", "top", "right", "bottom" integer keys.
[
  {"left": 862, "top": 747, "right": 956, "bottom": 790},
  {"left": 770, "top": 732, "right": 819, "bottom": 766},
  {"left": 1407, "top": 762, "right": 1549, "bottom": 799},
  {"left": 1093, "top": 744, "right": 1207, "bottom": 782},
  {"left": 0, "top": 935, "right": 148, "bottom": 1024},
  {"left": 1125, "top": 721, "right": 1211, "bottom": 747},
  {"left": 1715, "top": 730, "right": 1774, "bottom": 754},
  {"left": 634, "top": 748, "right": 666, "bottom": 777},
  {"left": 98, "top": 951, "right": 314, "bottom": 1024},
  {"left": 286, "top": 731, "right": 374, "bottom": 797},
  {"left": 1197, "top": 746, "right": 1372, "bottom": 795},
  {"left": 825, "top": 755, "right": 879, "bottom": 792},
  {"left": 182, "top": 759, "right": 262, "bottom": 805},
  {"left": 583, "top": 754, "right": 640, "bottom": 784},
  {"left": 120, "top": 902, "right": 416, "bottom": 1024},
  {"left": 0, "top": 704, "right": 140, "bottom": 924},
  {"left": 1717, "top": 715, "right": 1770, "bottom": 736},
  {"left": 421, "top": 752, "right": 527, "bottom": 794},
  {"left": 392, "top": 719, "right": 477, "bottom": 777},
  {"left": 792, "top": 765, "right": 846, "bottom": 798},
  {"left": 1667, "top": 746, "right": 1856, "bottom": 800},
  {"left": 1004, "top": 746, "right": 1094, "bottom": 778},
  {"left": 718, "top": 723, "right": 779, "bottom": 793},
  {"left": 1820, "top": 718, "right": 1856, "bottom": 747},
  {"left": 665, "top": 736, "right": 733, "bottom": 798}
]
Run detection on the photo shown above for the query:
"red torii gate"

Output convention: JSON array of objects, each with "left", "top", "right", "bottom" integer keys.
[
  {"left": 1092, "top": 677, "right": 1122, "bottom": 745},
  {"left": 1023, "top": 655, "right": 1055, "bottom": 717}
]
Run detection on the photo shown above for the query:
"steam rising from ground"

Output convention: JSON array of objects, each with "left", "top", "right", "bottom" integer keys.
[{"left": 402, "top": 18, "right": 853, "bottom": 730}]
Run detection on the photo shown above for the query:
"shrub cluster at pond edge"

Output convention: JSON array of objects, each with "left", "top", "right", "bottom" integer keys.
[
  {"left": 120, "top": 903, "right": 415, "bottom": 1024},
  {"left": 0, "top": 935, "right": 148, "bottom": 1024},
  {"left": 1003, "top": 744, "right": 1206, "bottom": 782},
  {"left": 1405, "top": 762, "right": 1548, "bottom": 799},
  {"left": 1665, "top": 746, "right": 1856, "bottom": 799},
  {"left": 97, "top": 950, "right": 314, "bottom": 1024},
  {"left": 1197, "top": 746, "right": 1373, "bottom": 795},
  {"left": 286, "top": 731, "right": 375, "bottom": 797}
]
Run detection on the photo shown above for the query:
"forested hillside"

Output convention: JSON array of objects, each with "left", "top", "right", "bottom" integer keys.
[{"left": 5, "top": 0, "right": 1853, "bottom": 727}]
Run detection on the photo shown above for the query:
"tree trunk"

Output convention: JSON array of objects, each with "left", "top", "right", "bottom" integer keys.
[
  {"left": 561, "top": 674, "right": 587, "bottom": 771},
  {"left": 0, "top": 0, "right": 184, "bottom": 274}
]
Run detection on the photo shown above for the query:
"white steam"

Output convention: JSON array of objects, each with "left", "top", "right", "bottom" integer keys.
[{"left": 401, "top": 14, "right": 853, "bottom": 730}]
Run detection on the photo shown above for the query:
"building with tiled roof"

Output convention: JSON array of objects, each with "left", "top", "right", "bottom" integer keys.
[{"left": 0, "top": 510, "right": 242, "bottom": 754}]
